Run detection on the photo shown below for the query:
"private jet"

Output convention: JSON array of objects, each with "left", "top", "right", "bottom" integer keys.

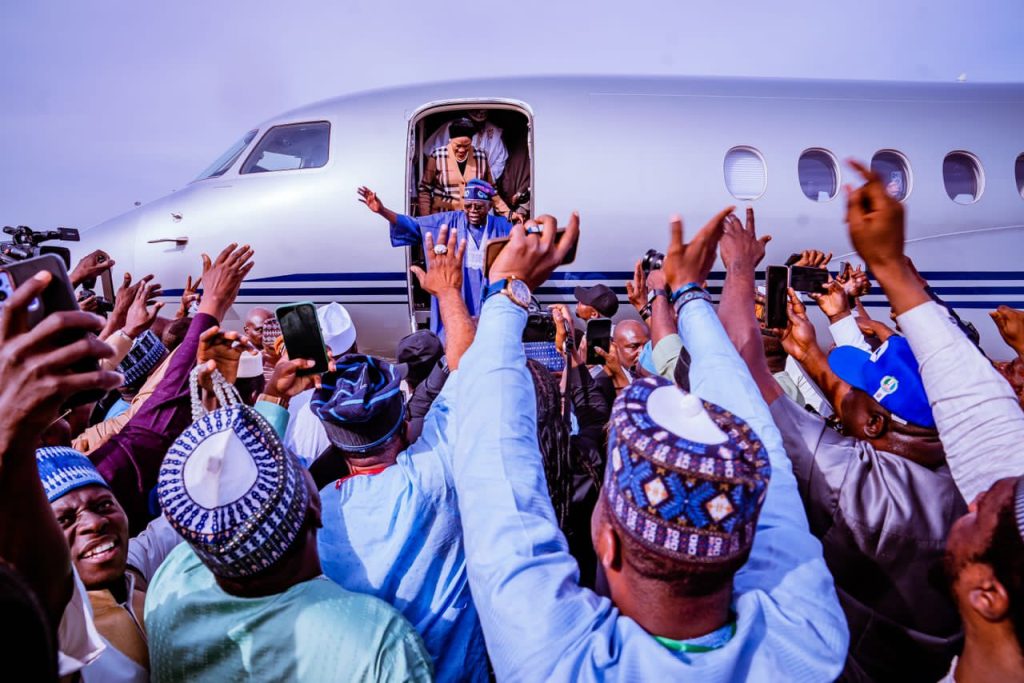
[{"left": 77, "top": 76, "right": 1024, "bottom": 357}]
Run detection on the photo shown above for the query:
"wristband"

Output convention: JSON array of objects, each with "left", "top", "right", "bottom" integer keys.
[
  {"left": 672, "top": 287, "right": 712, "bottom": 313},
  {"left": 639, "top": 303, "right": 653, "bottom": 319},
  {"left": 668, "top": 282, "right": 703, "bottom": 304},
  {"left": 257, "top": 393, "right": 288, "bottom": 408}
]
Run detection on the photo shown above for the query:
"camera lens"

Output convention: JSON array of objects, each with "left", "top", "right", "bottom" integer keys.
[{"left": 0, "top": 290, "right": 7, "bottom": 301}]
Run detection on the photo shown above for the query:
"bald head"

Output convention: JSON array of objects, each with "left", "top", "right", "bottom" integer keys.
[
  {"left": 614, "top": 320, "right": 650, "bottom": 373},
  {"left": 244, "top": 307, "right": 273, "bottom": 350}
]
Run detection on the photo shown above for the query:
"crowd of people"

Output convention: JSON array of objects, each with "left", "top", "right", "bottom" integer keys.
[{"left": 2, "top": 159, "right": 1024, "bottom": 683}]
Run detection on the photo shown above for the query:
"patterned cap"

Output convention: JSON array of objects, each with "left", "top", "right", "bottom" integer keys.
[
  {"left": 464, "top": 179, "right": 496, "bottom": 201},
  {"left": 604, "top": 376, "right": 770, "bottom": 564},
  {"left": 36, "top": 446, "right": 110, "bottom": 503},
  {"left": 312, "top": 355, "right": 406, "bottom": 453},
  {"left": 119, "top": 330, "right": 168, "bottom": 389},
  {"left": 1015, "top": 475, "right": 1024, "bottom": 543},
  {"left": 158, "top": 405, "right": 310, "bottom": 579}
]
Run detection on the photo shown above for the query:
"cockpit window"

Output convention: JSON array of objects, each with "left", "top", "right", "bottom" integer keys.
[
  {"left": 240, "top": 122, "right": 331, "bottom": 174},
  {"left": 194, "top": 129, "right": 259, "bottom": 181}
]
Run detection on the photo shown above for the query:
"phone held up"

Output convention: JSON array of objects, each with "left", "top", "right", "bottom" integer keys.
[
  {"left": 763, "top": 265, "right": 830, "bottom": 329},
  {"left": 483, "top": 228, "right": 579, "bottom": 279},
  {"left": 276, "top": 302, "right": 331, "bottom": 376},
  {"left": 0, "top": 254, "right": 105, "bottom": 408},
  {"left": 585, "top": 318, "right": 612, "bottom": 366}
]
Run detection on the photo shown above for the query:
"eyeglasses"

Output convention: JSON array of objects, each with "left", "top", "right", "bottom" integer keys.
[{"left": 464, "top": 200, "right": 491, "bottom": 209}]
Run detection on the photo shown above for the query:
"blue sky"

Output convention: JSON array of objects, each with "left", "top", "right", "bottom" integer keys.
[{"left": 1, "top": 0, "right": 1021, "bottom": 229}]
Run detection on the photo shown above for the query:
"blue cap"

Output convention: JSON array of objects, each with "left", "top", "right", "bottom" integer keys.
[
  {"left": 36, "top": 447, "right": 109, "bottom": 503},
  {"left": 312, "top": 355, "right": 407, "bottom": 453},
  {"left": 828, "top": 336, "right": 935, "bottom": 428},
  {"left": 464, "top": 179, "right": 496, "bottom": 201}
]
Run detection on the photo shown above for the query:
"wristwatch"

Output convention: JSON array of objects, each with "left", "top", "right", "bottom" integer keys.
[
  {"left": 482, "top": 276, "right": 531, "bottom": 309},
  {"left": 257, "top": 393, "right": 289, "bottom": 409}
]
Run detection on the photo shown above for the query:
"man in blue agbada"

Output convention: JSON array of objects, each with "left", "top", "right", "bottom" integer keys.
[
  {"left": 358, "top": 178, "right": 515, "bottom": 335},
  {"left": 451, "top": 211, "right": 848, "bottom": 682}
]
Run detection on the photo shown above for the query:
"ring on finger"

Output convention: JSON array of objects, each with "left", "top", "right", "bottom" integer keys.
[
  {"left": 433, "top": 244, "right": 449, "bottom": 255},
  {"left": 525, "top": 225, "right": 543, "bottom": 235}
]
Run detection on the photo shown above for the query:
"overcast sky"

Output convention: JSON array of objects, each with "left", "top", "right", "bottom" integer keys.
[{"left": 1, "top": 0, "right": 1021, "bottom": 230}]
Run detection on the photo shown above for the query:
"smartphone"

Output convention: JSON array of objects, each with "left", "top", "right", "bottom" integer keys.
[
  {"left": 585, "top": 318, "right": 612, "bottom": 366},
  {"left": 276, "top": 302, "right": 330, "bottom": 376},
  {"left": 99, "top": 266, "right": 115, "bottom": 305},
  {"left": 484, "top": 228, "right": 579, "bottom": 278},
  {"left": 0, "top": 254, "right": 104, "bottom": 407},
  {"left": 789, "top": 266, "right": 829, "bottom": 294},
  {"left": 764, "top": 265, "right": 789, "bottom": 329}
]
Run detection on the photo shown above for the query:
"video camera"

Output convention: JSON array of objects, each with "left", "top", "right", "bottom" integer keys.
[
  {"left": 1, "top": 225, "right": 80, "bottom": 269},
  {"left": 641, "top": 249, "right": 664, "bottom": 274}
]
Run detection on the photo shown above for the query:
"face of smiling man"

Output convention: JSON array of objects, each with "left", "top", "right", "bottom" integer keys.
[{"left": 51, "top": 485, "right": 130, "bottom": 590}]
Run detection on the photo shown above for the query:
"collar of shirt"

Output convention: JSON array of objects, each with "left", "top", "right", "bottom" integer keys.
[{"left": 653, "top": 618, "right": 737, "bottom": 653}]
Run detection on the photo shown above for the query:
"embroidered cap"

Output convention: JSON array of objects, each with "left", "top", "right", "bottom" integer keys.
[
  {"left": 464, "top": 179, "right": 496, "bottom": 202},
  {"left": 604, "top": 376, "right": 770, "bottom": 564},
  {"left": 828, "top": 336, "right": 935, "bottom": 428},
  {"left": 36, "top": 446, "right": 109, "bottom": 503},
  {"left": 119, "top": 330, "right": 168, "bottom": 389},
  {"left": 158, "top": 405, "right": 310, "bottom": 579},
  {"left": 312, "top": 355, "right": 406, "bottom": 453},
  {"left": 1015, "top": 475, "right": 1024, "bottom": 543}
]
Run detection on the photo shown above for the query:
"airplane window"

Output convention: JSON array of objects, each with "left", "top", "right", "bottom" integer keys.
[
  {"left": 798, "top": 149, "right": 839, "bottom": 202},
  {"left": 240, "top": 121, "right": 330, "bottom": 174},
  {"left": 870, "top": 150, "right": 911, "bottom": 201},
  {"left": 194, "top": 129, "right": 258, "bottom": 181},
  {"left": 723, "top": 147, "right": 766, "bottom": 200},
  {"left": 1015, "top": 153, "right": 1024, "bottom": 198},
  {"left": 943, "top": 151, "right": 984, "bottom": 204}
]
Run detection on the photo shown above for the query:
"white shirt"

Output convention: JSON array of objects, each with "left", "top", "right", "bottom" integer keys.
[
  {"left": 786, "top": 355, "right": 833, "bottom": 417},
  {"left": 897, "top": 300, "right": 1024, "bottom": 502},
  {"left": 423, "top": 121, "right": 508, "bottom": 180},
  {"left": 829, "top": 314, "right": 872, "bottom": 352},
  {"left": 284, "top": 390, "right": 330, "bottom": 466}
]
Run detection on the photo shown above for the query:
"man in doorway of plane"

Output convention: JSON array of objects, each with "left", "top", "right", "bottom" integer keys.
[{"left": 359, "top": 179, "right": 518, "bottom": 336}]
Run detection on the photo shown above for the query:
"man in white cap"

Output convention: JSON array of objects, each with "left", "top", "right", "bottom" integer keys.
[
  {"left": 146, "top": 405, "right": 432, "bottom": 682},
  {"left": 282, "top": 301, "right": 357, "bottom": 464}
]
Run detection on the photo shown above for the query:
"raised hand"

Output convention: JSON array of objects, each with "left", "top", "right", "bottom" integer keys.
[
  {"left": 809, "top": 279, "right": 851, "bottom": 322},
  {"left": 488, "top": 212, "right": 580, "bottom": 290},
  {"left": 663, "top": 206, "right": 734, "bottom": 291},
  {"left": 792, "top": 249, "right": 832, "bottom": 269},
  {"left": 70, "top": 249, "right": 115, "bottom": 287},
  {"left": 409, "top": 225, "right": 466, "bottom": 296},
  {"left": 845, "top": 159, "right": 906, "bottom": 273},
  {"left": 857, "top": 317, "right": 897, "bottom": 343},
  {"left": 123, "top": 278, "right": 165, "bottom": 338},
  {"left": 991, "top": 305, "right": 1024, "bottom": 356},
  {"left": 780, "top": 288, "right": 819, "bottom": 364},
  {"left": 720, "top": 207, "right": 772, "bottom": 273},
  {"left": 0, "top": 272, "right": 122, "bottom": 453},
  {"left": 265, "top": 356, "right": 336, "bottom": 399},
  {"left": 177, "top": 274, "right": 201, "bottom": 319},
  {"left": 549, "top": 304, "right": 584, "bottom": 365},
  {"left": 198, "top": 244, "right": 255, "bottom": 321},
  {"left": 595, "top": 342, "right": 629, "bottom": 389},
  {"left": 357, "top": 186, "right": 384, "bottom": 214},
  {"left": 197, "top": 327, "right": 254, "bottom": 385},
  {"left": 837, "top": 263, "right": 871, "bottom": 299},
  {"left": 625, "top": 259, "right": 649, "bottom": 313}
]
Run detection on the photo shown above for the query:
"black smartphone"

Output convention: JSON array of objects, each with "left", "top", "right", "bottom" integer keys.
[
  {"left": 99, "top": 266, "right": 115, "bottom": 305},
  {"left": 0, "top": 254, "right": 104, "bottom": 407},
  {"left": 484, "top": 228, "right": 579, "bottom": 278},
  {"left": 789, "top": 266, "right": 829, "bottom": 294},
  {"left": 765, "top": 265, "right": 789, "bottom": 330},
  {"left": 276, "top": 302, "right": 330, "bottom": 376},
  {"left": 585, "top": 318, "right": 612, "bottom": 366}
]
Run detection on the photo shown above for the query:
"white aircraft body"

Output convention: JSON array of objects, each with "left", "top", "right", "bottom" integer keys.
[{"left": 76, "top": 76, "right": 1024, "bottom": 358}]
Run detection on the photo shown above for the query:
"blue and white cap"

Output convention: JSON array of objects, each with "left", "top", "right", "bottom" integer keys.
[
  {"left": 158, "top": 405, "right": 310, "bottom": 579},
  {"left": 36, "top": 447, "right": 109, "bottom": 503},
  {"left": 828, "top": 336, "right": 936, "bottom": 429},
  {"left": 119, "top": 330, "right": 168, "bottom": 389}
]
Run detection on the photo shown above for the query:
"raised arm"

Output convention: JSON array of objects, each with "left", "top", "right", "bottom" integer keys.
[
  {"left": 845, "top": 160, "right": 1024, "bottom": 501},
  {"left": 0, "top": 273, "right": 122, "bottom": 625},
  {"left": 716, "top": 208, "right": 779, "bottom": 402},
  {"left": 357, "top": 186, "right": 400, "bottom": 225},
  {"left": 410, "top": 225, "right": 475, "bottom": 369},
  {"left": 453, "top": 214, "right": 610, "bottom": 681},
  {"left": 662, "top": 209, "right": 848, "bottom": 673},
  {"left": 89, "top": 244, "right": 254, "bottom": 533}
]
